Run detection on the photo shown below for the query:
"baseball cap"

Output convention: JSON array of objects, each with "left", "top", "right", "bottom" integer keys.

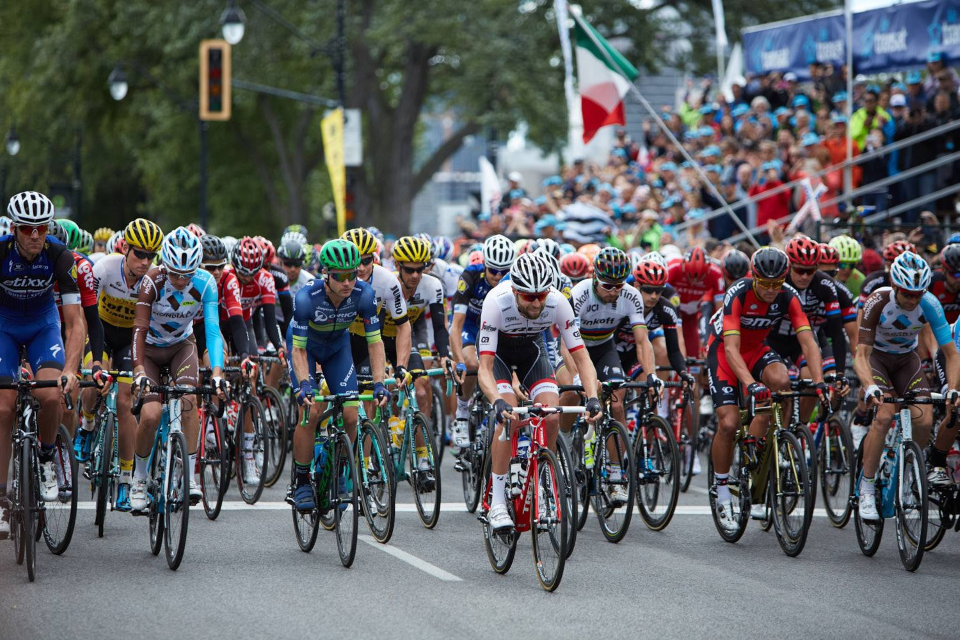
[
  {"left": 784, "top": 72, "right": 798, "bottom": 82},
  {"left": 731, "top": 104, "right": 750, "bottom": 118},
  {"left": 792, "top": 95, "right": 810, "bottom": 108},
  {"left": 929, "top": 51, "right": 944, "bottom": 63},
  {"left": 832, "top": 91, "right": 848, "bottom": 103},
  {"left": 906, "top": 70, "right": 922, "bottom": 84},
  {"left": 801, "top": 132, "right": 821, "bottom": 147},
  {"left": 507, "top": 171, "right": 522, "bottom": 182},
  {"left": 660, "top": 162, "right": 678, "bottom": 172},
  {"left": 890, "top": 94, "right": 907, "bottom": 107}
]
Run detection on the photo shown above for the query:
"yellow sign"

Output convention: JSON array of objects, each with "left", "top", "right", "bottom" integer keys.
[{"left": 321, "top": 109, "right": 347, "bottom": 237}]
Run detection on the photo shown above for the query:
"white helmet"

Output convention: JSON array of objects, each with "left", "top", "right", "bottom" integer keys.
[
  {"left": 531, "top": 238, "right": 561, "bottom": 259},
  {"left": 7, "top": 191, "right": 55, "bottom": 225},
  {"left": 510, "top": 252, "right": 553, "bottom": 293},
  {"left": 659, "top": 244, "right": 682, "bottom": 262},
  {"left": 280, "top": 230, "right": 307, "bottom": 248},
  {"left": 533, "top": 246, "right": 562, "bottom": 290},
  {"left": 483, "top": 234, "right": 517, "bottom": 270},
  {"left": 161, "top": 227, "right": 203, "bottom": 274},
  {"left": 0, "top": 216, "right": 12, "bottom": 236},
  {"left": 107, "top": 230, "right": 125, "bottom": 254},
  {"left": 642, "top": 251, "right": 668, "bottom": 269},
  {"left": 890, "top": 251, "right": 931, "bottom": 292},
  {"left": 221, "top": 235, "right": 238, "bottom": 257}
]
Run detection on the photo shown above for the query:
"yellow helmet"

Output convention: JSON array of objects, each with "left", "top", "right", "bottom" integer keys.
[
  {"left": 93, "top": 227, "right": 115, "bottom": 243},
  {"left": 123, "top": 218, "right": 163, "bottom": 252},
  {"left": 341, "top": 227, "right": 378, "bottom": 256},
  {"left": 391, "top": 236, "right": 431, "bottom": 264}
]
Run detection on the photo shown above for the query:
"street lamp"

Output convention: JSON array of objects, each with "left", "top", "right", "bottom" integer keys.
[
  {"left": 5, "top": 126, "right": 19, "bottom": 157},
  {"left": 108, "top": 65, "right": 128, "bottom": 101},
  {"left": 220, "top": 0, "right": 246, "bottom": 45}
]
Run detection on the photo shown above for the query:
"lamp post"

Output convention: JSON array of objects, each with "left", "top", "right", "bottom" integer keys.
[
  {"left": 1, "top": 125, "right": 21, "bottom": 209},
  {"left": 220, "top": 1, "right": 247, "bottom": 45}
]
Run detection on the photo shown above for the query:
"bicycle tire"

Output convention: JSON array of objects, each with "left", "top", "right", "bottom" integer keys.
[
  {"left": 94, "top": 414, "right": 114, "bottom": 538},
  {"left": 635, "top": 415, "right": 680, "bottom": 532},
  {"left": 853, "top": 440, "right": 883, "bottom": 556},
  {"left": 793, "top": 424, "right": 818, "bottom": 507},
  {"left": 571, "top": 426, "right": 590, "bottom": 532},
  {"left": 531, "top": 447, "right": 567, "bottom": 592},
  {"left": 430, "top": 381, "right": 446, "bottom": 467},
  {"left": 12, "top": 438, "right": 24, "bottom": 565},
  {"left": 770, "top": 431, "right": 812, "bottom": 557},
  {"left": 895, "top": 440, "right": 928, "bottom": 572},
  {"left": 289, "top": 461, "right": 319, "bottom": 552},
  {"left": 43, "top": 425, "right": 78, "bottom": 555},
  {"left": 481, "top": 454, "right": 517, "bottom": 574},
  {"left": 677, "top": 401, "right": 695, "bottom": 493},
  {"left": 334, "top": 433, "right": 359, "bottom": 568},
  {"left": 261, "top": 386, "right": 288, "bottom": 488},
  {"left": 357, "top": 419, "right": 395, "bottom": 544},
  {"left": 236, "top": 396, "right": 267, "bottom": 504},
  {"left": 591, "top": 420, "right": 635, "bottom": 543},
  {"left": 820, "top": 416, "right": 853, "bottom": 528},
  {"left": 164, "top": 431, "right": 190, "bottom": 571},
  {"left": 200, "top": 407, "right": 228, "bottom": 521},
  {"left": 148, "top": 444, "right": 164, "bottom": 557},
  {"left": 409, "top": 412, "right": 441, "bottom": 529},
  {"left": 22, "top": 443, "right": 38, "bottom": 582},
  {"left": 707, "top": 443, "right": 750, "bottom": 543},
  {"left": 759, "top": 489, "right": 774, "bottom": 532},
  {"left": 554, "top": 436, "right": 578, "bottom": 559}
]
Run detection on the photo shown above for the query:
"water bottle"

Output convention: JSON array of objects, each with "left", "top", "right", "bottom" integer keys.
[
  {"left": 314, "top": 435, "right": 328, "bottom": 473},
  {"left": 315, "top": 435, "right": 331, "bottom": 508},
  {"left": 389, "top": 416, "right": 405, "bottom": 449},
  {"left": 584, "top": 428, "right": 597, "bottom": 470},
  {"left": 517, "top": 433, "right": 531, "bottom": 490}
]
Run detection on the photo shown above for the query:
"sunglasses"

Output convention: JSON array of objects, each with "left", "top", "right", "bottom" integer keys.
[
  {"left": 168, "top": 270, "right": 194, "bottom": 281},
  {"left": 202, "top": 263, "right": 225, "bottom": 271},
  {"left": 131, "top": 248, "right": 157, "bottom": 261},
  {"left": 839, "top": 262, "right": 857, "bottom": 270},
  {"left": 328, "top": 270, "right": 358, "bottom": 283},
  {"left": 360, "top": 255, "right": 375, "bottom": 266},
  {"left": 755, "top": 277, "right": 786, "bottom": 290},
  {"left": 486, "top": 267, "right": 509, "bottom": 277},
  {"left": 517, "top": 291, "right": 549, "bottom": 303},
  {"left": 400, "top": 265, "right": 426, "bottom": 275},
  {"left": 896, "top": 288, "right": 923, "bottom": 300},
  {"left": 282, "top": 260, "right": 303, "bottom": 268},
  {"left": 640, "top": 286, "right": 665, "bottom": 295},
  {"left": 792, "top": 267, "right": 817, "bottom": 276},
  {"left": 595, "top": 279, "right": 625, "bottom": 291},
  {"left": 17, "top": 224, "right": 48, "bottom": 235}
]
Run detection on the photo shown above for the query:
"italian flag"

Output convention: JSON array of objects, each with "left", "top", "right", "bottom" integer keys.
[{"left": 573, "top": 12, "right": 639, "bottom": 144}]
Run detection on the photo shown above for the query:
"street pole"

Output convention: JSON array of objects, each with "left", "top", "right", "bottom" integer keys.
[
  {"left": 74, "top": 127, "right": 82, "bottom": 224},
  {"left": 335, "top": 0, "right": 346, "bottom": 106},
  {"left": 844, "top": 0, "right": 853, "bottom": 199},
  {"left": 199, "top": 119, "right": 209, "bottom": 229}
]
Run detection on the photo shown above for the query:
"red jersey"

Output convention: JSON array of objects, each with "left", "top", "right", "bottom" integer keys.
[
  {"left": 238, "top": 268, "right": 277, "bottom": 321},
  {"left": 667, "top": 260, "right": 725, "bottom": 316},
  {"left": 930, "top": 271, "right": 960, "bottom": 325},
  {"left": 193, "top": 266, "right": 244, "bottom": 323},
  {"left": 55, "top": 252, "right": 97, "bottom": 316},
  {"left": 709, "top": 278, "right": 811, "bottom": 352}
]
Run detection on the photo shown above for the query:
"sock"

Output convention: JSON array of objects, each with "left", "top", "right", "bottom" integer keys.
[
  {"left": 608, "top": 464, "right": 622, "bottom": 481},
  {"left": 134, "top": 454, "right": 150, "bottom": 481},
  {"left": 120, "top": 458, "right": 133, "bottom": 484},
  {"left": 81, "top": 411, "right": 96, "bottom": 432},
  {"left": 492, "top": 473, "right": 508, "bottom": 507},
  {"left": 189, "top": 453, "right": 198, "bottom": 479},
  {"left": 39, "top": 441, "right": 56, "bottom": 463},
  {"left": 656, "top": 397, "right": 670, "bottom": 420},
  {"left": 929, "top": 446, "right": 948, "bottom": 469},
  {"left": 456, "top": 396, "right": 469, "bottom": 420},
  {"left": 860, "top": 475, "right": 876, "bottom": 496},
  {"left": 295, "top": 462, "right": 311, "bottom": 487},
  {"left": 715, "top": 472, "right": 731, "bottom": 502},
  {"left": 243, "top": 432, "right": 254, "bottom": 459}
]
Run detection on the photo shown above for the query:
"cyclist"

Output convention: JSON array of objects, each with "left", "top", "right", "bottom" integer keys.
[
  {"left": 817, "top": 242, "right": 859, "bottom": 356},
  {"left": 478, "top": 252, "right": 601, "bottom": 531},
  {"left": 290, "top": 239, "right": 390, "bottom": 512},
  {"left": 706, "top": 247, "right": 829, "bottom": 531},
  {"left": 855, "top": 252, "right": 960, "bottom": 518},
  {"left": 720, "top": 249, "right": 751, "bottom": 289},
  {"left": 91, "top": 226, "right": 114, "bottom": 262},
  {"left": 451, "top": 235, "right": 516, "bottom": 447},
  {"left": 232, "top": 236, "right": 286, "bottom": 360},
  {"left": 128, "top": 228, "right": 228, "bottom": 509},
  {"left": 858, "top": 240, "right": 915, "bottom": 307},
  {"left": 194, "top": 235, "right": 254, "bottom": 368},
  {"left": 933, "top": 244, "right": 960, "bottom": 397},
  {"left": 277, "top": 235, "right": 316, "bottom": 296},
  {"left": 91, "top": 217, "right": 164, "bottom": 510},
  {"left": 828, "top": 235, "right": 865, "bottom": 298},
  {"left": 668, "top": 247, "right": 725, "bottom": 359},
  {"left": 0, "top": 193, "right": 83, "bottom": 537},
  {"left": 559, "top": 252, "right": 590, "bottom": 284}
]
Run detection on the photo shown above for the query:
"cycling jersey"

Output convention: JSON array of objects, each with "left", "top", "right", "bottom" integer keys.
[
  {"left": 478, "top": 281, "right": 584, "bottom": 355},
  {"left": 0, "top": 235, "right": 79, "bottom": 318},
  {"left": 770, "top": 272, "right": 840, "bottom": 336},
  {"left": 710, "top": 278, "right": 811, "bottom": 352},
  {"left": 453, "top": 264, "right": 499, "bottom": 327},
  {"left": 92, "top": 253, "right": 143, "bottom": 328},
  {"left": 834, "top": 279, "right": 858, "bottom": 324},
  {"left": 841, "top": 268, "right": 865, "bottom": 298},
  {"left": 429, "top": 257, "right": 464, "bottom": 300},
  {"left": 625, "top": 275, "right": 680, "bottom": 307},
  {"left": 614, "top": 295, "right": 681, "bottom": 351},
  {"left": 666, "top": 261, "right": 725, "bottom": 315},
  {"left": 768, "top": 271, "right": 846, "bottom": 373},
  {"left": 929, "top": 271, "right": 960, "bottom": 324},
  {"left": 569, "top": 279, "right": 645, "bottom": 345},
  {"left": 217, "top": 267, "right": 244, "bottom": 321},
  {"left": 859, "top": 287, "right": 952, "bottom": 354},
  {"left": 858, "top": 270, "right": 888, "bottom": 307},
  {"left": 382, "top": 273, "right": 443, "bottom": 338},
  {"left": 238, "top": 269, "right": 277, "bottom": 321},
  {"left": 348, "top": 265, "right": 406, "bottom": 336},
  {"left": 287, "top": 269, "right": 315, "bottom": 296}
]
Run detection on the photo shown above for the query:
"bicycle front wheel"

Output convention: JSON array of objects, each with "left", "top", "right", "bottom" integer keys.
[
  {"left": 707, "top": 443, "right": 750, "bottom": 543},
  {"left": 94, "top": 414, "right": 115, "bottom": 538},
  {"left": 43, "top": 425, "right": 78, "bottom": 555},
  {"left": 592, "top": 421, "right": 635, "bottom": 543},
  {"left": 677, "top": 403, "right": 696, "bottom": 493},
  {"left": 430, "top": 381, "right": 446, "bottom": 466},
  {"left": 531, "top": 448, "right": 567, "bottom": 592},
  {"left": 793, "top": 425, "right": 818, "bottom": 508},
  {"left": 853, "top": 440, "right": 883, "bottom": 556},
  {"left": 200, "top": 407, "right": 228, "bottom": 520},
  {"left": 236, "top": 397, "right": 267, "bottom": 504},
  {"left": 481, "top": 454, "right": 517, "bottom": 574},
  {"left": 408, "top": 413, "right": 441, "bottom": 529},
  {"left": 22, "top": 443, "right": 38, "bottom": 582},
  {"left": 261, "top": 386, "right": 288, "bottom": 488},
  {"left": 770, "top": 431, "right": 812, "bottom": 557},
  {"left": 333, "top": 433, "right": 359, "bottom": 568},
  {"left": 163, "top": 432, "right": 190, "bottom": 571},
  {"left": 924, "top": 488, "right": 949, "bottom": 552},
  {"left": 554, "top": 436, "right": 578, "bottom": 559},
  {"left": 635, "top": 416, "right": 680, "bottom": 532},
  {"left": 820, "top": 416, "right": 853, "bottom": 528},
  {"left": 289, "top": 462, "right": 319, "bottom": 553},
  {"left": 895, "top": 440, "right": 928, "bottom": 572},
  {"left": 357, "top": 419, "right": 395, "bottom": 544},
  {"left": 148, "top": 447, "right": 164, "bottom": 557}
]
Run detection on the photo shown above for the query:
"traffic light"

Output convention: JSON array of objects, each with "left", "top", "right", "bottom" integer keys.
[{"left": 199, "top": 40, "right": 231, "bottom": 121}]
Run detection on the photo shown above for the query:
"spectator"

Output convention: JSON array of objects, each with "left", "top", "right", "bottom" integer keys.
[{"left": 850, "top": 90, "right": 892, "bottom": 148}]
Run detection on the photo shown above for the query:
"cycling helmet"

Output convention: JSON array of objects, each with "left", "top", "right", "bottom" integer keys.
[
  {"left": 785, "top": 235, "right": 821, "bottom": 267},
  {"left": 633, "top": 260, "right": 668, "bottom": 287},
  {"left": 161, "top": 227, "right": 203, "bottom": 274},
  {"left": 483, "top": 235, "right": 517, "bottom": 270},
  {"left": 533, "top": 246, "right": 562, "bottom": 288},
  {"left": 415, "top": 232, "right": 432, "bottom": 246},
  {"left": 578, "top": 243, "right": 602, "bottom": 264},
  {"left": 721, "top": 249, "right": 750, "bottom": 281},
  {"left": 509, "top": 252, "right": 553, "bottom": 293},
  {"left": 281, "top": 230, "right": 308, "bottom": 250},
  {"left": 528, "top": 238, "right": 561, "bottom": 259},
  {"left": 58, "top": 219, "right": 83, "bottom": 251},
  {"left": 342, "top": 227, "right": 379, "bottom": 256},
  {"left": 681, "top": 246, "right": 710, "bottom": 281},
  {"left": 560, "top": 252, "right": 590, "bottom": 280},
  {"left": 93, "top": 227, "right": 114, "bottom": 243},
  {"left": 594, "top": 247, "right": 631, "bottom": 282},
  {"left": 232, "top": 236, "right": 264, "bottom": 276},
  {"left": 751, "top": 247, "right": 790, "bottom": 280},
  {"left": 819, "top": 244, "right": 840, "bottom": 269},
  {"left": 432, "top": 236, "right": 453, "bottom": 262},
  {"left": 0, "top": 216, "right": 11, "bottom": 236},
  {"left": 78, "top": 229, "right": 93, "bottom": 254},
  {"left": 948, "top": 232, "right": 960, "bottom": 246},
  {"left": 367, "top": 226, "right": 384, "bottom": 242},
  {"left": 283, "top": 224, "right": 309, "bottom": 239},
  {"left": 48, "top": 220, "right": 68, "bottom": 244},
  {"left": 7, "top": 191, "right": 55, "bottom": 225},
  {"left": 253, "top": 236, "right": 275, "bottom": 266},
  {"left": 392, "top": 236, "right": 432, "bottom": 264},
  {"left": 186, "top": 223, "right": 206, "bottom": 238},
  {"left": 468, "top": 250, "right": 484, "bottom": 266},
  {"left": 107, "top": 230, "right": 126, "bottom": 254},
  {"left": 221, "top": 235, "right": 238, "bottom": 256},
  {"left": 941, "top": 243, "right": 960, "bottom": 273},
  {"left": 277, "top": 238, "right": 306, "bottom": 263},
  {"left": 828, "top": 234, "right": 862, "bottom": 264},
  {"left": 515, "top": 238, "right": 532, "bottom": 255},
  {"left": 641, "top": 251, "right": 668, "bottom": 269},
  {"left": 319, "top": 239, "right": 361, "bottom": 271},
  {"left": 201, "top": 234, "right": 228, "bottom": 265},
  {"left": 124, "top": 218, "right": 163, "bottom": 252},
  {"left": 890, "top": 251, "right": 931, "bottom": 292},
  {"left": 882, "top": 240, "right": 916, "bottom": 263},
  {"left": 559, "top": 243, "right": 576, "bottom": 255}
]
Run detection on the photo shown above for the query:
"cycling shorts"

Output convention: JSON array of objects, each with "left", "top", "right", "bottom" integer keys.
[
  {"left": 349, "top": 331, "right": 373, "bottom": 383},
  {"left": 0, "top": 307, "right": 65, "bottom": 381},
  {"left": 140, "top": 336, "right": 199, "bottom": 406},
  {"left": 706, "top": 338, "right": 784, "bottom": 408},
  {"left": 461, "top": 322, "right": 479, "bottom": 348},
  {"left": 867, "top": 349, "right": 929, "bottom": 398},
  {"left": 383, "top": 336, "right": 425, "bottom": 372},
  {"left": 297, "top": 332, "right": 358, "bottom": 398},
  {"left": 617, "top": 348, "right": 644, "bottom": 380},
  {"left": 491, "top": 336, "right": 557, "bottom": 401},
  {"left": 769, "top": 329, "right": 835, "bottom": 374},
  {"left": 586, "top": 340, "right": 625, "bottom": 383}
]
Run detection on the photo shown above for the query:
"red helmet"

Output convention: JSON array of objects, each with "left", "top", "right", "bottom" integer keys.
[
  {"left": 633, "top": 260, "right": 668, "bottom": 287},
  {"left": 232, "top": 236, "right": 264, "bottom": 276},
  {"left": 186, "top": 223, "right": 206, "bottom": 238},
  {"left": 560, "top": 252, "right": 590, "bottom": 280},
  {"left": 883, "top": 240, "right": 916, "bottom": 262},
  {"left": 253, "top": 236, "right": 276, "bottom": 266},
  {"left": 468, "top": 250, "right": 484, "bottom": 266},
  {"left": 785, "top": 235, "right": 821, "bottom": 267},
  {"left": 819, "top": 243, "right": 840, "bottom": 268},
  {"left": 681, "top": 246, "right": 709, "bottom": 281}
]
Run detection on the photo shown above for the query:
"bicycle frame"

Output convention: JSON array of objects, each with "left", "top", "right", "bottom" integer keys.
[{"left": 145, "top": 392, "right": 184, "bottom": 513}]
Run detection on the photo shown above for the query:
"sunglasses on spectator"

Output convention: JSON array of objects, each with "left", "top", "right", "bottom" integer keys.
[
  {"left": 328, "top": 270, "right": 358, "bottom": 283},
  {"left": 896, "top": 287, "right": 923, "bottom": 300},
  {"left": 131, "top": 249, "right": 157, "bottom": 261},
  {"left": 359, "top": 255, "right": 375, "bottom": 266},
  {"left": 640, "top": 286, "right": 665, "bottom": 295},
  {"left": 202, "top": 263, "right": 225, "bottom": 272},
  {"left": 486, "top": 267, "right": 509, "bottom": 277},
  {"left": 839, "top": 262, "right": 857, "bottom": 270},
  {"left": 595, "top": 279, "right": 625, "bottom": 292},
  {"left": 400, "top": 265, "right": 426, "bottom": 275},
  {"left": 755, "top": 277, "right": 785, "bottom": 290},
  {"left": 517, "top": 291, "right": 549, "bottom": 303},
  {"left": 17, "top": 224, "right": 48, "bottom": 235},
  {"left": 282, "top": 259, "right": 303, "bottom": 268},
  {"left": 792, "top": 267, "right": 817, "bottom": 276}
]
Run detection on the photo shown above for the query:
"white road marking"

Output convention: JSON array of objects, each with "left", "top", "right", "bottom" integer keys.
[{"left": 359, "top": 535, "right": 462, "bottom": 581}]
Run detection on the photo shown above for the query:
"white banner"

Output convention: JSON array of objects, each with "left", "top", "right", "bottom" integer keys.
[{"left": 479, "top": 156, "right": 501, "bottom": 217}]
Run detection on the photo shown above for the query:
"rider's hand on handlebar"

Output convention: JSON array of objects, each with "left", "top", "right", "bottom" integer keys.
[
  {"left": 747, "top": 381, "right": 771, "bottom": 403},
  {"left": 374, "top": 382, "right": 391, "bottom": 407},
  {"left": 646, "top": 373, "right": 663, "bottom": 399},
  {"left": 297, "top": 379, "right": 316, "bottom": 407},
  {"left": 394, "top": 365, "right": 409, "bottom": 386},
  {"left": 241, "top": 357, "right": 258, "bottom": 381},
  {"left": 493, "top": 398, "right": 516, "bottom": 424},
  {"left": 947, "top": 389, "right": 960, "bottom": 408},
  {"left": 585, "top": 397, "right": 602, "bottom": 423},
  {"left": 864, "top": 384, "right": 883, "bottom": 407},
  {"left": 679, "top": 371, "right": 696, "bottom": 389},
  {"left": 832, "top": 375, "right": 850, "bottom": 398},
  {"left": 814, "top": 381, "right": 831, "bottom": 410},
  {"left": 212, "top": 376, "right": 230, "bottom": 400},
  {"left": 60, "top": 371, "right": 79, "bottom": 397},
  {"left": 453, "top": 361, "right": 466, "bottom": 384},
  {"left": 91, "top": 365, "right": 113, "bottom": 396},
  {"left": 133, "top": 373, "right": 149, "bottom": 397}
]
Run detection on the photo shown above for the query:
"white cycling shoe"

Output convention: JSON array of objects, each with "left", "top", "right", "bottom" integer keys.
[
  {"left": 488, "top": 504, "right": 514, "bottom": 531},
  {"left": 242, "top": 458, "right": 261, "bottom": 487},
  {"left": 608, "top": 484, "right": 629, "bottom": 505},
  {"left": 39, "top": 460, "right": 60, "bottom": 502},
  {"left": 858, "top": 492, "right": 880, "bottom": 522},
  {"left": 851, "top": 425, "right": 868, "bottom": 451},
  {"left": 750, "top": 503, "right": 767, "bottom": 520},
  {"left": 928, "top": 467, "right": 953, "bottom": 488},
  {"left": 189, "top": 479, "right": 203, "bottom": 504},
  {"left": 451, "top": 419, "right": 471, "bottom": 448},
  {"left": 717, "top": 500, "right": 740, "bottom": 532},
  {"left": 691, "top": 453, "right": 702, "bottom": 476},
  {"left": 129, "top": 478, "right": 149, "bottom": 512}
]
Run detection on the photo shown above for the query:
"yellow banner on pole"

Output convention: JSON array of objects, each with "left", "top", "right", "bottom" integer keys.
[{"left": 321, "top": 108, "right": 346, "bottom": 237}]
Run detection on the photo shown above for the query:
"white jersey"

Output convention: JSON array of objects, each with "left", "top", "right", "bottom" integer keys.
[
  {"left": 478, "top": 280, "right": 584, "bottom": 356},
  {"left": 349, "top": 264, "right": 407, "bottom": 337},
  {"left": 88, "top": 251, "right": 107, "bottom": 265},
  {"left": 570, "top": 279, "right": 646, "bottom": 345},
  {"left": 288, "top": 269, "right": 315, "bottom": 297},
  {"left": 384, "top": 272, "right": 443, "bottom": 338},
  {"left": 430, "top": 257, "right": 464, "bottom": 300}
]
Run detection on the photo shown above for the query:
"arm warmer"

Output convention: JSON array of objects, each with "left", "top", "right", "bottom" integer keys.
[{"left": 428, "top": 302, "right": 449, "bottom": 356}]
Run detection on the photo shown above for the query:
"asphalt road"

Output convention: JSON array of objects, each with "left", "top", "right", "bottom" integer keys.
[{"left": 2, "top": 450, "right": 958, "bottom": 640}]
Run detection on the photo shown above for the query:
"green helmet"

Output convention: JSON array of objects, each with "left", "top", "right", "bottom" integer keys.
[
  {"left": 828, "top": 235, "right": 862, "bottom": 264},
  {"left": 58, "top": 219, "right": 83, "bottom": 251},
  {"left": 319, "top": 239, "right": 360, "bottom": 271}
]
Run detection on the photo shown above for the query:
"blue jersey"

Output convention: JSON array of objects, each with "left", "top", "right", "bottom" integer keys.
[
  {"left": 452, "top": 264, "right": 498, "bottom": 328},
  {"left": 0, "top": 235, "right": 79, "bottom": 319},
  {"left": 292, "top": 279, "right": 381, "bottom": 349}
]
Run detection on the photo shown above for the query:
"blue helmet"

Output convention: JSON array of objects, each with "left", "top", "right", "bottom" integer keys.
[
  {"left": 890, "top": 251, "right": 931, "bottom": 292},
  {"left": 947, "top": 232, "right": 960, "bottom": 246},
  {"left": 161, "top": 227, "right": 203, "bottom": 274}
]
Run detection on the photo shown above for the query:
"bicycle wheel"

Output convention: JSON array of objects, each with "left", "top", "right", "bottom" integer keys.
[
  {"left": 333, "top": 433, "right": 359, "bottom": 568},
  {"left": 289, "top": 462, "right": 319, "bottom": 552},
  {"left": 571, "top": 426, "right": 590, "bottom": 532},
  {"left": 261, "top": 386, "right": 288, "bottom": 488},
  {"left": 148, "top": 444, "right": 164, "bottom": 557},
  {"left": 635, "top": 416, "right": 680, "bottom": 532},
  {"left": 460, "top": 429, "right": 484, "bottom": 514},
  {"left": 531, "top": 448, "right": 567, "bottom": 592},
  {"left": 481, "top": 455, "right": 517, "bottom": 574},
  {"left": 820, "top": 416, "right": 853, "bottom": 528},
  {"left": 408, "top": 412, "right": 441, "bottom": 529},
  {"left": 12, "top": 440, "right": 23, "bottom": 565},
  {"left": 236, "top": 397, "right": 267, "bottom": 504},
  {"left": 677, "top": 402, "right": 696, "bottom": 493},
  {"left": 707, "top": 442, "right": 750, "bottom": 543},
  {"left": 357, "top": 419, "right": 395, "bottom": 543},
  {"left": 164, "top": 432, "right": 190, "bottom": 571},
  {"left": 200, "top": 407, "right": 228, "bottom": 520},
  {"left": 94, "top": 415, "right": 114, "bottom": 538},
  {"left": 793, "top": 424, "right": 818, "bottom": 508},
  {"left": 895, "top": 440, "right": 928, "bottom": 572},
  {"left": 770, "top": 431, "right": 812, "bottom": 557},
  {"left": 43, "top": 425, "right": 78, "bottom": 555},
  {"left": 430, "top": 381, "right": 446, "bottom": 466},
  {"left": 853, "top": 440, "right": 883, "bottom": 556},
  {"left": 924, "top": 488, "right": 949, "bottom": 552},
  {"left": 592, "top": 420, "right": 635, "bottom": 543},
  {"left": 759, "top": 488, "right": 774, "bottom": 532},
  {"left": 22, "top": 444, "right": 38, "bottom": 582},
  {"left": 554, "top": 436, "right": 578, "bottom": 559}
]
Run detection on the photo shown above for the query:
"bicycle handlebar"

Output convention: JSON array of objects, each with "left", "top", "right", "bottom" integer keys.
[{"left": 0, "top": 376, "right": 73, "bottom": 410}]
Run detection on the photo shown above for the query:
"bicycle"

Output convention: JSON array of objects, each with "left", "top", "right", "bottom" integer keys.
[
  {"left": 285, "top": 391, "right": 361, "bottom": 567},
  {"left": 479, "top": 404, "right": 577, "bottom": 592},
  {"left": 657, "top": 358, "right": 704, "bottom": 493},
  {"left": 4, "top": 372, "right": 72, "bottom": 582},
  {"left": 197, "top": 367, "right": 230, "bottom": 520},
  {"left": 853, "top": 393, "right": 942, "bottom": 572},
  {"left": 258, "top": 354, "right": 289, "bottom": 488},
  {"left": 221, "top": 362, "right": 268, "bottom": 504},
  {"left": 354, "top": 382, "right": 396, "bottom": 544},
  {"left": 452, "top": 369, "right": 492, "bottom": 514}
]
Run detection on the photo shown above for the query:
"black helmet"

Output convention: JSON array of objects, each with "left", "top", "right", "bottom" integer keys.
[
  {"left": 941, "top": 243, "right": 960, "bottom": 273},
  {"left": 277, "top": 239, "right": 306, "bottom": 263},
  {"left": 721, "top": 249, "right": 750, "bottom": 281},
  {"left": 200, "top": 234, "right": 228, "bottom": 265},
  {"left": 751, "top": 247, "right": 789, "bottom": 280}
]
